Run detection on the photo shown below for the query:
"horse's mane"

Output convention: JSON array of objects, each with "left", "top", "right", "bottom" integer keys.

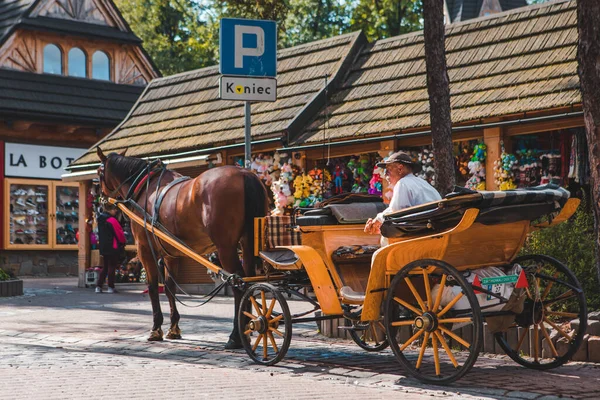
[{"left": 107, "top": 153, "right": 147, "bottom": 183}]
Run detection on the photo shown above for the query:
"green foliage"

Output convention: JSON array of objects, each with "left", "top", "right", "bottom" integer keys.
[
  {"left": 0, "top": 268, "right": 11, "bottom": 281},
  {"left": 116, "top": 0, "right": 425, "bottom": 74},
  {"left": 115, "top": 0, "right": 218, "bottom": 75},
  {"left": 521, "top": 200, "right": 600, "bottom": 311},
  {"left": 348, "top": 0, "right": 423, "bottom": 41}
]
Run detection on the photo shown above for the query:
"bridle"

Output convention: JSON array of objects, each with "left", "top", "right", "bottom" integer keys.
[{"left": 98, "top": 157, "right": 163, "bottom": 201}]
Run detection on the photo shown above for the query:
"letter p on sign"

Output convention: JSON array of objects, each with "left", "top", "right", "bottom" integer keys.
[
  {"left": 234, "top": 25, "right": 264, "bottom": 68},
  {"left": 220, "top": 18, "right": 277, "bottom": 78}
]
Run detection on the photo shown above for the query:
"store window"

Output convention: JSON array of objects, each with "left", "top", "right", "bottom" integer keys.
[
  {"left": 43, "top": 44, "right": 62, "bottom": 75},
  {"left": 68, "top": 47, "right": 86, "bottom": 78},
  {"left": 4, "top": 179, "right": 79, "bottom": 249},
  {"left": 92, "top": 51, "right": 110, "bottom": 81}
]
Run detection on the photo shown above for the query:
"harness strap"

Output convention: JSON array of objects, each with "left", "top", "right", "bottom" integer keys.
[
  {"left": 123, "top": 159, "right": 162, "bottom": 201},
  {"left": 152, "top": 176, "right": 191, "bottom": 226}
]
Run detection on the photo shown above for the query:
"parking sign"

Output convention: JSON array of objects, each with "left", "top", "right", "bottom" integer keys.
[{"left": 220, "top": 18, "right": 277, "bottom": 77}]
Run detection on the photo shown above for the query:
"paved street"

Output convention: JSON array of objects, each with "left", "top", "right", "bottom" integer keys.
[{"left": 0, "top": 278, "right": 598, "bottom": 400}]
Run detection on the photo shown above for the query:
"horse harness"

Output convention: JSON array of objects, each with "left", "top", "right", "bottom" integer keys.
[{"left": 100, "top": 157, "right": 237, "bottom": 306}]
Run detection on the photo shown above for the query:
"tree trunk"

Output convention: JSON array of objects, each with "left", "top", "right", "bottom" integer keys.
[
  {"left": 577, "top": 0, "right": 600, "bottom": 284},
  {"left": 423, "top": 0, "right": 455, "bottom": 196}
]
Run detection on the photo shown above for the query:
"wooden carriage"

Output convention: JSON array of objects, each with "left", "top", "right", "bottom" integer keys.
[{"left": 247, "top": 186, "right": 587, "bottom": 384}]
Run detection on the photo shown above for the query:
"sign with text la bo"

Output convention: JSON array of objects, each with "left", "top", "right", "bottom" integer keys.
[
  {"left": 219, "top": 18, "right": 277, "bottom": 77},
  {"left": 4, "top": 143, "right": 85, "bottom": 180}
]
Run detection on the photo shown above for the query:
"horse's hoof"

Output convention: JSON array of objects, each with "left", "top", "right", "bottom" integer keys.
[
  {"left": 166, "top": 328, "right": 182, "bottom": 340},
  {"left": 224, "top": 338, "right": 243, "bottom": 350},
  {"left": 147, "top": 328, "right": 164, "bottom": 342}
]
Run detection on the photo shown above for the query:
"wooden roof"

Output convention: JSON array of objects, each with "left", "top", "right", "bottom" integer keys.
[
  {"left": 298, "top": 0, "right": 579, "bottom": 144},
  {"left": 0, "top": 67, "right": 145, "bottom": 125},
  {"left": 72, "top": 31, "right": 364, "bottom": 166},
  {"left": 0, "top": 0, "right": 34, "bottom": 44}
]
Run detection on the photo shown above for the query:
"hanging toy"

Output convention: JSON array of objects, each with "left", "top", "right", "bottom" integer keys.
[
  {"left": 465, "top": 142, "right": 487, "bottom": 190},
  {"left": 493, "top": 141, "right": 517, "bottom": 190},
  {"left": 368, "top": 165, "right": 383, "bottom": 195},
  {"left": 333, "top": 165, "right": 346, "bottom": 194}
]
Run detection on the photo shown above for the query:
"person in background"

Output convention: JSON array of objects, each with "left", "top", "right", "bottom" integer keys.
[
  {"left": 96, "top": 202, "right": 126, "bottom": 293},
  {"left": 364, "top": 151, "right": 442, "bottom": 237}
]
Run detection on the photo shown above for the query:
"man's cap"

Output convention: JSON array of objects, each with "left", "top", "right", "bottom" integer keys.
[{"left": 376, "top": 151, "right": 422, "bottom": 173}]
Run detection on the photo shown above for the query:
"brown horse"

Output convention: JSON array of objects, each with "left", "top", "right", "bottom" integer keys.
[{"left": 96, "top": 148, "right": 268, "bottom": 348}]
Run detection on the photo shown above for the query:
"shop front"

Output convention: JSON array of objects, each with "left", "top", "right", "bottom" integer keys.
[{"left": 1, "top": 142, "right": 86, "bottom": 276}]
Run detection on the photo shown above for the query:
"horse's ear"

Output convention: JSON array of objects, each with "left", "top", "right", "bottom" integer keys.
[
  {"left": 119, "top": 148, "right": 128, "bottom": 157},
  {"left": 97, "top": 147, "right": 107, "bottom": 162}
]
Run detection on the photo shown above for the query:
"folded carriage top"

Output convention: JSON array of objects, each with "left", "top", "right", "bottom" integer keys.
[{"left": 381, "top": 184, "right": 570, "bottom": 238}]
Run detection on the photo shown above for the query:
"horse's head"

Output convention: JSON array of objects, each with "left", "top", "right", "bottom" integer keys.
[{"left": 97, "top": 147, "right": 142, "bottom": 199}]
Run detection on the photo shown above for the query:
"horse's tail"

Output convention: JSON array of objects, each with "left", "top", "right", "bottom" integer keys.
[{"left": 242, "top": 172, "right": 268, "bottom": 277}]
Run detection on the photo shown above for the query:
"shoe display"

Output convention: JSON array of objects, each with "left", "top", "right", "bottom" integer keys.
[{"left": 8, "top": 183, "right": 78, "bottom": 248}]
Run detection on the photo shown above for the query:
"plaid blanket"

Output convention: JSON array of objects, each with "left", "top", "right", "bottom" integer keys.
[{"left": 266, "top": 216, "right": 301, "bottom": 248}]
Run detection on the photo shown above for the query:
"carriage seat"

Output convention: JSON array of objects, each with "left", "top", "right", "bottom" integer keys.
[
  {"left": 259, "top": 248, "right": 302, "bottom": 270},
  {"left": 340, "top": 286, "right": 365, "bottom": 304},
  {"left": 297, "top": 202, "right": 387, "bottom": 226}
]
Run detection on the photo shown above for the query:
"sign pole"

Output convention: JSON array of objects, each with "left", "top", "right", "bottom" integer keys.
[{"left": 244, "top": 101, "right": 251, "bottom": 169}]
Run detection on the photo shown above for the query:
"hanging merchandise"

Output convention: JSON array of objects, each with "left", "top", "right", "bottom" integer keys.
[
  {"left": 539, "top": 152, "right": 561, "bottom": 185},
  {"left": 270, "top": 153, "right": 298, "bottom": 215},
  {"left": 332, "top": 164, "right": 346, "bottom": 195},
  {"left": 369, "top": 165, "right": 384, "bottom": 195},
  {"left": 493, "top": 141, "right": 518, "bottom": 191},
  {"left": 455, "top": 143, "right": 472, "bottom": 185},
  {"left": 466, "top": 142, "right": 487, "bottom": 191}
]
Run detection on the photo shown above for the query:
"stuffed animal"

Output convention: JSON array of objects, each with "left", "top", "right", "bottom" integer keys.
[
  {"left": 493, "top": 142, "right": 517, "bottom": 190},
  {"left": 368, "top": 165, "right": 383, "bottom": 195},
  {"left": 333, "top": 165, "right": 346, "bottom": 194}
]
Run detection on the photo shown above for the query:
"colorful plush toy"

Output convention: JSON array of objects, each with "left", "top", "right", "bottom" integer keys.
[
  {"left": 368, "top": 165, "right": 383, "bottom": 195},
  {"left": 333, "top": 165, "right": 346, "bottom": 194},
  {"left": 465, "top": 142, "right": 487, "bottom": 190},
  {"left": 493, "top": 142, "right": 517, "bottom": 190}
]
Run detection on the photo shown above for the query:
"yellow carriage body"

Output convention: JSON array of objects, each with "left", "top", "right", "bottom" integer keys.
[{"left": 256, "top": 196, "right": 580, "bottom": 322}]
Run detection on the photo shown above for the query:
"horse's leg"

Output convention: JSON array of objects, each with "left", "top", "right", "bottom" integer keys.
[
  {"left": 163, "top": 256, "right": 182, "bottom": 340},
  {"left": 138, "top": 247, "right": 164, "bottom": 341},
  {"left": 217, "top": 246, "right": 245, "bottom": 350}
]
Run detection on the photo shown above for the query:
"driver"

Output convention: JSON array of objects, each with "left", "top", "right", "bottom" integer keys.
[{"left": 364, "top": 151, "right": 441, "bottom": 236}]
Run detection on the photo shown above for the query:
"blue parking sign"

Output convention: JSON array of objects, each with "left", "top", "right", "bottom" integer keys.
[{"left": 220, "top": 18, "right": 277, "bottom": 77}]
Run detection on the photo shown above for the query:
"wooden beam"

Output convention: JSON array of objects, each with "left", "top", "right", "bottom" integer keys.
[
  {"left": 484, "top": 127, "right": 502, "bottom": 190},
  {"left": 77, "top": 180, "right": 92, "bottom": 288},
  {"left": 504, "top": 115, "right": 584, "bottom": 136}
]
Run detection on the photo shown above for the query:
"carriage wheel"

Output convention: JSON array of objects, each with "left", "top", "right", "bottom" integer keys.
[
  {"left": 495, "top": 254, "right": 587, "bottom": 370},
  {"left": 345, "top": 317, "right": 389, "bottom": 352},
  {"left": 238, "top": 283, "right": 292, "bottom": 365},
  {"left": 384, "top": 259, "right": 483, "bottom": 384}
]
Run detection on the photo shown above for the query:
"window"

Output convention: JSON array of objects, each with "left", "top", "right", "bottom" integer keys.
[
  {"left": 92, "top": 51, "right": 110, "bottom": 81},
  {"left": 43, "top": 44, "right": 62, "bottom": 75},
  {"left": 68, "top": 48, "right": 86, "bottom": 77}
]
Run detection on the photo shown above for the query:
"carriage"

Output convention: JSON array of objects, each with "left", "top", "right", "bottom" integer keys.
[
  {"left": 237, "top": 185, "right": 587, "bottom": 383},
  {"left": 101, "top": 151, "right": 586, "bottom": 385}
]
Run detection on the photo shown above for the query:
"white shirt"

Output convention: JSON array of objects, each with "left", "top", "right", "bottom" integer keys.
[{"left": 375, "top": 173, "right": 442, "bottom": 223}]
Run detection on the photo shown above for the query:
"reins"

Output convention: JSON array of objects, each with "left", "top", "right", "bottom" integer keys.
[{"left": 101, "top": 157, "right": 244, "bottom": 308}]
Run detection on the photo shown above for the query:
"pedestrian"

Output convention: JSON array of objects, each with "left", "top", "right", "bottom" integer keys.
[
  {"left": 364, "top": 151, "right": 441, "bottom": 240},
  {"left": 95, "top": 202, "right": 126, "bottom": 293}
]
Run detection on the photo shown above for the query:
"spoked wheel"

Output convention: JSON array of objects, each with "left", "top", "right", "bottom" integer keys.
[
  {"left": 345, "top": 317, "right": 389, "bottom": 352},
  {"left": 384, "top": 259, "right": 483, "bottom": 384},
  {"left": 495, "top": 254, "right": 587, "bottom": 370},
  {"left": 238, "top": 283, "right": 292, "bottom": 365}
]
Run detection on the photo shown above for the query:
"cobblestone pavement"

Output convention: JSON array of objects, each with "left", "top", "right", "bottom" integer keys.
[{"left": 1, "top": 278, "right": 599, "bottom": 400}]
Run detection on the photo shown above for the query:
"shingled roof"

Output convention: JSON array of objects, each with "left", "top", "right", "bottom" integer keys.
[
  {"left": 0, "top": 0, "right": 34, "bottom": 44},
  {"left": 71, "top": 31, "right": 365, "bottom": 166},
  {"left": 298, "top": 0, "right": 579, "bottom": 144},
  {"left": 0, "top": 68, "right": 145, "bottom": 125}
]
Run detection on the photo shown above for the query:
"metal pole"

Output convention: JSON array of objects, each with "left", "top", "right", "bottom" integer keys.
[{"left": 244, "top": 101, "right": 251, "bottom": 169}]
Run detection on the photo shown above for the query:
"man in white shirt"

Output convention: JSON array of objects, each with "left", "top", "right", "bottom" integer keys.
[{"left": 364, "top": 151, "right": 442, "bottom": 235}]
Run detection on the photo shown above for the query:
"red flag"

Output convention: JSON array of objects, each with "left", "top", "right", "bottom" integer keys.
[
  {"left": 472, "top": 275, "right": 482, "bottom": 294},
  {"left": 516, "top": 269, "right": 529, "bottom": 289}
]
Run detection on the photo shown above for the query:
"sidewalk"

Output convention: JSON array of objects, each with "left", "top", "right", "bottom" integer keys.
[{"left": 0, "top": 278, "right": 598, "bottom": 399}]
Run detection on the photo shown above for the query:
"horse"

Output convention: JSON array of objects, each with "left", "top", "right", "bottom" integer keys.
[{"left": 96, "top": 147, "right": 268, "bottom": 348}]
